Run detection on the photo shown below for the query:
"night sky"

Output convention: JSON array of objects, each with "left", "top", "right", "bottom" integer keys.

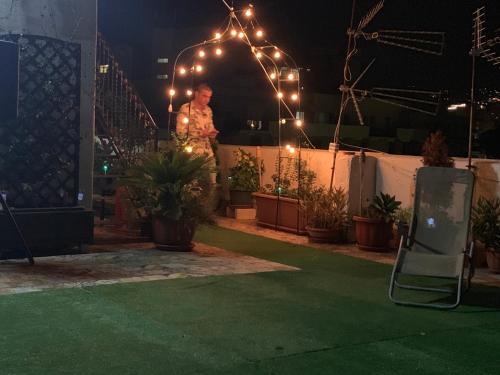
[{"left": 98, "top": 0, "right": 499, "bottom": 148}]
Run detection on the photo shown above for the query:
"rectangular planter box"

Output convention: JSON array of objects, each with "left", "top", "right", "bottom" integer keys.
[{"left": 252, "top": 192, "right": 306, "bottom": 235}]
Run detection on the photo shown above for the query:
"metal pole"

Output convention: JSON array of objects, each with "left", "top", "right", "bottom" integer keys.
[{"left": 468, "top": 53, "right": 476, "bottom": 170}]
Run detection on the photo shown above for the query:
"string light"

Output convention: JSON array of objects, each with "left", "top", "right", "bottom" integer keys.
[
  {"left": 195, "top": 64, "right": 203, "bottom": 73},
  {"left": 238, "top": 31, "right": 245, "bottom": 39},
  {"left": 285, "top": 144, "right": 291, "bottom": 150},
  {"left": 185, "top": 145, "right": 193, "bottom": 153},
  {"left": 289, "top": 147, "right": 296, "bottom": 154},
  {"left": 274, "top": 51, "right": 281, "bottom": 59},
  {"left": 214, "top": 32, "right": 222, "bottom": 39},
  {"left": 215, "top": 48, "right": 223, "bottom": 56},
  {"left": 281, "top": 119, "right": 287, "bottom": 124},
  {"left": 256, "top": 51, "right": 263, "bottom": 59},
  {"left": 287, "top": 73, "right": 295, "bottom": 81},
  {"left": 169, "top": 88, "right": 176, "bottom": 97},
  {"left": 256, "top": 29, "right": 264, "bottom": 38},
  {"left": 230, "top": 29, "right": 237, "bottom": 37},
  {"left": 179, "top": 67, "right": 187, "bottom": 75},
  {"left": 244, "top": 7, "right": 253, "bottom": 17},
  {"left": 198, "top": 50, "right": 206, "bottom": 58},
  {"left": 182, "top": 117, "right": 189, "bottom": 124},
  {"left": 270, "top": 72, "right": 277, "bottom": 80},
  {"left": 277, "top": 92, "right": 284, "bottom": 99},
  {"left": 295, "top": 119, "right": 303, "bottom": 127},
  {"left": 291, "top": 93, "right": 298, "bottom": 101},
  {"left": 186, "top": 89, "right": 193, "bottom": 96}
]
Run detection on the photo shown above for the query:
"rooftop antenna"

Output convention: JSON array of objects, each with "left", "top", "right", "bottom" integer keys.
[
  {"left": 468, "top": 6, "right": 499, "bottom": 169},
  {"left": 329, "top": 0, "right": 445, "bottom": 190}
]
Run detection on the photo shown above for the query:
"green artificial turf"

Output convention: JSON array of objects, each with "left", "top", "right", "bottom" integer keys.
[{"left": 1, "top": 224, "right": 500, "bottom": 374}]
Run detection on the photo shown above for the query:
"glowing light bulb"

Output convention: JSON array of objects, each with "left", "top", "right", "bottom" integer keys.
[
  {"left": 285, "top": 144, "right": 291, "bottom": 150},
  {"left": 169, "top": 89, "right": 176, "bottom": 97},
  {"left": 281, "top": 119, "right": 286, "bottom": 124},
  {"left": 185, "top": 145, "right": 193, "bottom": 153},
  {"left": 238, "top": 32, "right": 245, "bottom": 39},
  {"left": 179, "top": 67, "right": 187, "bottom": 75},
  {"left": 274, "top": 51, "right": 281, "bottom": 59},
  {"left": 291, "top": 93, "right": 298, "bottom": 101},
  {"left": 182, "top": 117, "right": 189, "bottom": 124},
  {"left": 245, "top": 8, "right": 253, "bottom": 17},
  {"left": 186, "top": 90, "right": 193, "bottom": 96},
  {"left": 256, "top": 51, "right": 262, "bottom": 59},
  {"left": 230, "top": 29, "right": 237, "bottom": 37},
  {"left": 256, "top": 29, "right": 264, "bottom": 38},
  {"left": 277, "top": 92, "right": 283, "bottom": 99},
  {"left": 198, "top": 50, "right": 206, "bottom": 58},
  {"left": 288, "top": 73, "right": 295, "bottom": 81},
  {"left": 295, "top": 119, "right": 303, "bottom": 127},
  {"left": 289, "top": 147, "right": 296, "bottom": 154},
  {"left": 215, "top": 48, "right": 223, "bottom": 56},
  {"left": 195, "top": 65, "right": 203, "bottom": 73},
  {"left": 214, "top": 32, "right": 222, "bottom": 39},
  {"left": 270, "top": 72, "right": 277, "bottom": 80}
]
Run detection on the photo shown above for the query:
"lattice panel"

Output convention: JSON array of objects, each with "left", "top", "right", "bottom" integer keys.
[{"left": 0, "top": 35, "right": 81, "bottom": 208}]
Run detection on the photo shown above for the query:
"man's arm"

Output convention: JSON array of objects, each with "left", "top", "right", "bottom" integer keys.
[{"left": 176, "top": 104, "right": 189, "bottom": 136}]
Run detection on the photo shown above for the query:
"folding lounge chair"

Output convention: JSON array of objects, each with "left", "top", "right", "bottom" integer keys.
[{"left": 389, "top": 167, "right": 475, "bottom": 309}]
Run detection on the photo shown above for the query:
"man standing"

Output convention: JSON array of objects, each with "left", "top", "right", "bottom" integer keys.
[{"left": 176, "top": 83, "right": 219, "bottom": 162}]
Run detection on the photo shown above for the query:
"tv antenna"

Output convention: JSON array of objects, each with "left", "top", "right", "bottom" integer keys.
[
  {"left": 468, "top": 6, "right": 499, "bottom": 169},
  {"left": 329, "top": 0, "right": 445, "bottom": 189}
]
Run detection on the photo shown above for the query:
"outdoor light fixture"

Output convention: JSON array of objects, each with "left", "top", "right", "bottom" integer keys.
[
  {"left": 215, "top": 48, "right": 223, "bottom": 56},
  {"left": 256, "top": 51, "right": 263, "bottom": 59},
  {"left": 295, "top": 119, "right": 303, "bottom": 127},
  {"left": 186, "top": 90, "right": 193, "bottom": 96},
  {"left": 185, "top": 145, "right": 193, "bottom": 153},
  {"left": 215, "top": 32, "right": 222, "bottom": 39},
  {"left": 291, "top": 93, "right": 298, "bottom": 101},
  {"left": 195, "top": 64, "right": 203, "bottom": 72},
  {"left": 277, "top": 92, "right": 284, "bottom": 99},
  {"left": 256, "top": 29, "right": 264, "bottom": 38},
  {"left": 244, "top": 7, "right": 253, "bottom": 18},
  {"left": 274, "top": 51, "right": 281, "bottom": 59},
  {"left": 281, "top": 119, "right": 287, "bottom": 124},
  {"left": 238, "top": 32, "right": 245, "bottom": 39},
  {"left": 230, "top": 29, "right": 237, "bottom": 36},
  {"left": 182, "top": 117, "right": 189, "bottom": 124},
  {"left": 198, "top": 50, "right": 206, "bottom": 58},
  {"left": 270, "top": 72, "right": 277, "bottom": 80},
  {"left": 169, "top": 89, "right": 176, "bottom": 96},
  {"left": 179, "top": 67, "right": 187, "bottom": 75}
]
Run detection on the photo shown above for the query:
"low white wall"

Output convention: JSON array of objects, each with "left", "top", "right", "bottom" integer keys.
[{"left": 218, "top": 145, "right": 500, "bottom": 210}]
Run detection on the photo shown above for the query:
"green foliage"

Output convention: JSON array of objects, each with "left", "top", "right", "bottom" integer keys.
[
  {"left": 368, "top": 192, "right": 402, "bottom": 222},
  {"left": 472, "top": 197, "right": 500, "bottom": 251},
  {"left": 421, "top": 131, "right": 455, "bottom": 167},
  {"left": 228, "top": 149, "right": 263, "bottom": 192},
  {"left": 119, "top": 150, "right": 212, "bottom": 223},
  {"left": 394, "top": 206, "right": 412, "bottom": 224},
  {"left": 264, "top": 155, "right": 316, "bottom": 199},
  {"left": 303, "top": 187, "right": 348, "bottom": 230}
]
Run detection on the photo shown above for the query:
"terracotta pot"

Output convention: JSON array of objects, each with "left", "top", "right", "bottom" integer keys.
[
  {"left": 152, "top": 216, "right": 196, "bottom": 251},
  {"left": 229, "top": 190, "right": 254, "bottom": 207},
  {"left": 486, "top": 249, "right": 500, "bottom": 274},
  {"left": 305, "top": 226, "right": 343, "bottom": 243},
  {"left": 253, "top": 192, "right": 306, "bottom": 235},
  {"left": 353, "top": 216, "right": 393, "bottom": 252}
]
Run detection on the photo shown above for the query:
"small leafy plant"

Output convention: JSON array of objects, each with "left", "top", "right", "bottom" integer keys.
[
  {"left": 303, "top": 187, "right": 348, "bottom": 230},
  {"left": 422, "top": 131, "right": 455, "bottom": 168},
  {"left": 264, "top": 155, "right": 316, "bottom": 199},
  {"left": 472, "top": 197, "right": 500, "bottom": 251},
  {"left": 367, "top": 192, "right": 402, "bottom": 222},
  {"left": 228, "top": 149, "right": 263, "bottom": 192}
]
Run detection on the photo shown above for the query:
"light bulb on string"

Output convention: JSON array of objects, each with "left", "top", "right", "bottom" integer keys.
[
  {"left": 244, "top": 7, "right": 253, "bottom": 18},
  {"left": 230, "top": 29, "right": 237, "bottom": 37},
  {"left": 295, "top": 119, "right": 303, "bottom": 127},
  {"left": 182, "top": 117, "right": 189, "bottom": 124},
  {"left": 256, "top": 51, "right": 262, "bottom": 59},
  {"left": 289, "top": 147, "right": 296, "bottom": 154},
  {"left": 195, "top": 64, "right": 203, "bottom": 73},
  {"left": 238, "top": 31, "right": 245, "bottom": 39},
  {"left": 277, "top": 92, "right": 284, "bottom": 99},
  {"left": 214, "top": 32, "right": 222, "bottom": 39},
  {"left": 198, "top": 50, "right": 206, "bottom": 58},
  {"left": 186, "top": 90, "right": 193, "bottom": 97},
  {"left": 215, "top": 47, "right": 223, "bottom": 56},
  {"left": 287, "top": 73, "right": 295, "bottom": 81},
  {"left": 255, "top": 29, "right": 264, "bottom": 38},
  {"left": 274, "top": 50, "right": 281, "bottom": 59},
  {"left": 185, "top": 145, "right": 193, "bottom": 154},
  {"left": 291, "top": 93, "right": 298, "bottom": 101},
  {"left": 270, "top": 72, "right": 277, "bottom": 80},
  {"left": 285, "top": 144, "right": 291, "bottom": 150},
  {"left": 169, "top": 88, "right": 176, "bottom": 97},
  {"left": 281, "top": 119, "right": 286, "bottom": 124}
]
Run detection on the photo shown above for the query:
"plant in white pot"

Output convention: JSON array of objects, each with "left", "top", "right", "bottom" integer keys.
[
  {"left": 119, "top": 149, "right": 212, "bottom": 251},
  {"left": 303, "top": 186, "right": 348, "bottom": 243},
  {"left": 228, "top": 148, "right": 263, "bottom": 207}
]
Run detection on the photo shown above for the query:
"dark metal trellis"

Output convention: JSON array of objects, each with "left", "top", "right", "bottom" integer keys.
[{"left": 0, "top": 34, "right": 81, "bottom": 209}]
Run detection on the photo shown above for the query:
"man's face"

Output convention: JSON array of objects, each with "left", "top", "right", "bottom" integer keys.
[{"left": 194, "top": 89, "right": 212, "bottom": 107}]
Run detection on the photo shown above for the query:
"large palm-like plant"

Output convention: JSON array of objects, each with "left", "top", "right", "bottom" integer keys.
[{"left": 120, "top": 150, "right": 212, "bottom": 223}]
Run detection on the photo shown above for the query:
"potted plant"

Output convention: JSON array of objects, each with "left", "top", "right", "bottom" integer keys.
[
  {"left": 228, "top": 148, "right": 263, "bottom": 207},
  {"left": 422, "top": 131, "right": 454, "bottom": 168},
  {"left": 390, "top": 206, "right": 412, "bottom": 249},
  {"left": 353, "top": 192, "right": 401, "bottom": 252},
  {"left": 472, "top": 197, "right": 500, "bottom": 272},
  {"left": 303, "top": 187, "right": 348, "bottom": 243},
  {"left": 119, "top": 149, "right": 212, "bottom": 251},
  {"left": 253, "top": 154, "right": 316, "bottom": 234}
]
